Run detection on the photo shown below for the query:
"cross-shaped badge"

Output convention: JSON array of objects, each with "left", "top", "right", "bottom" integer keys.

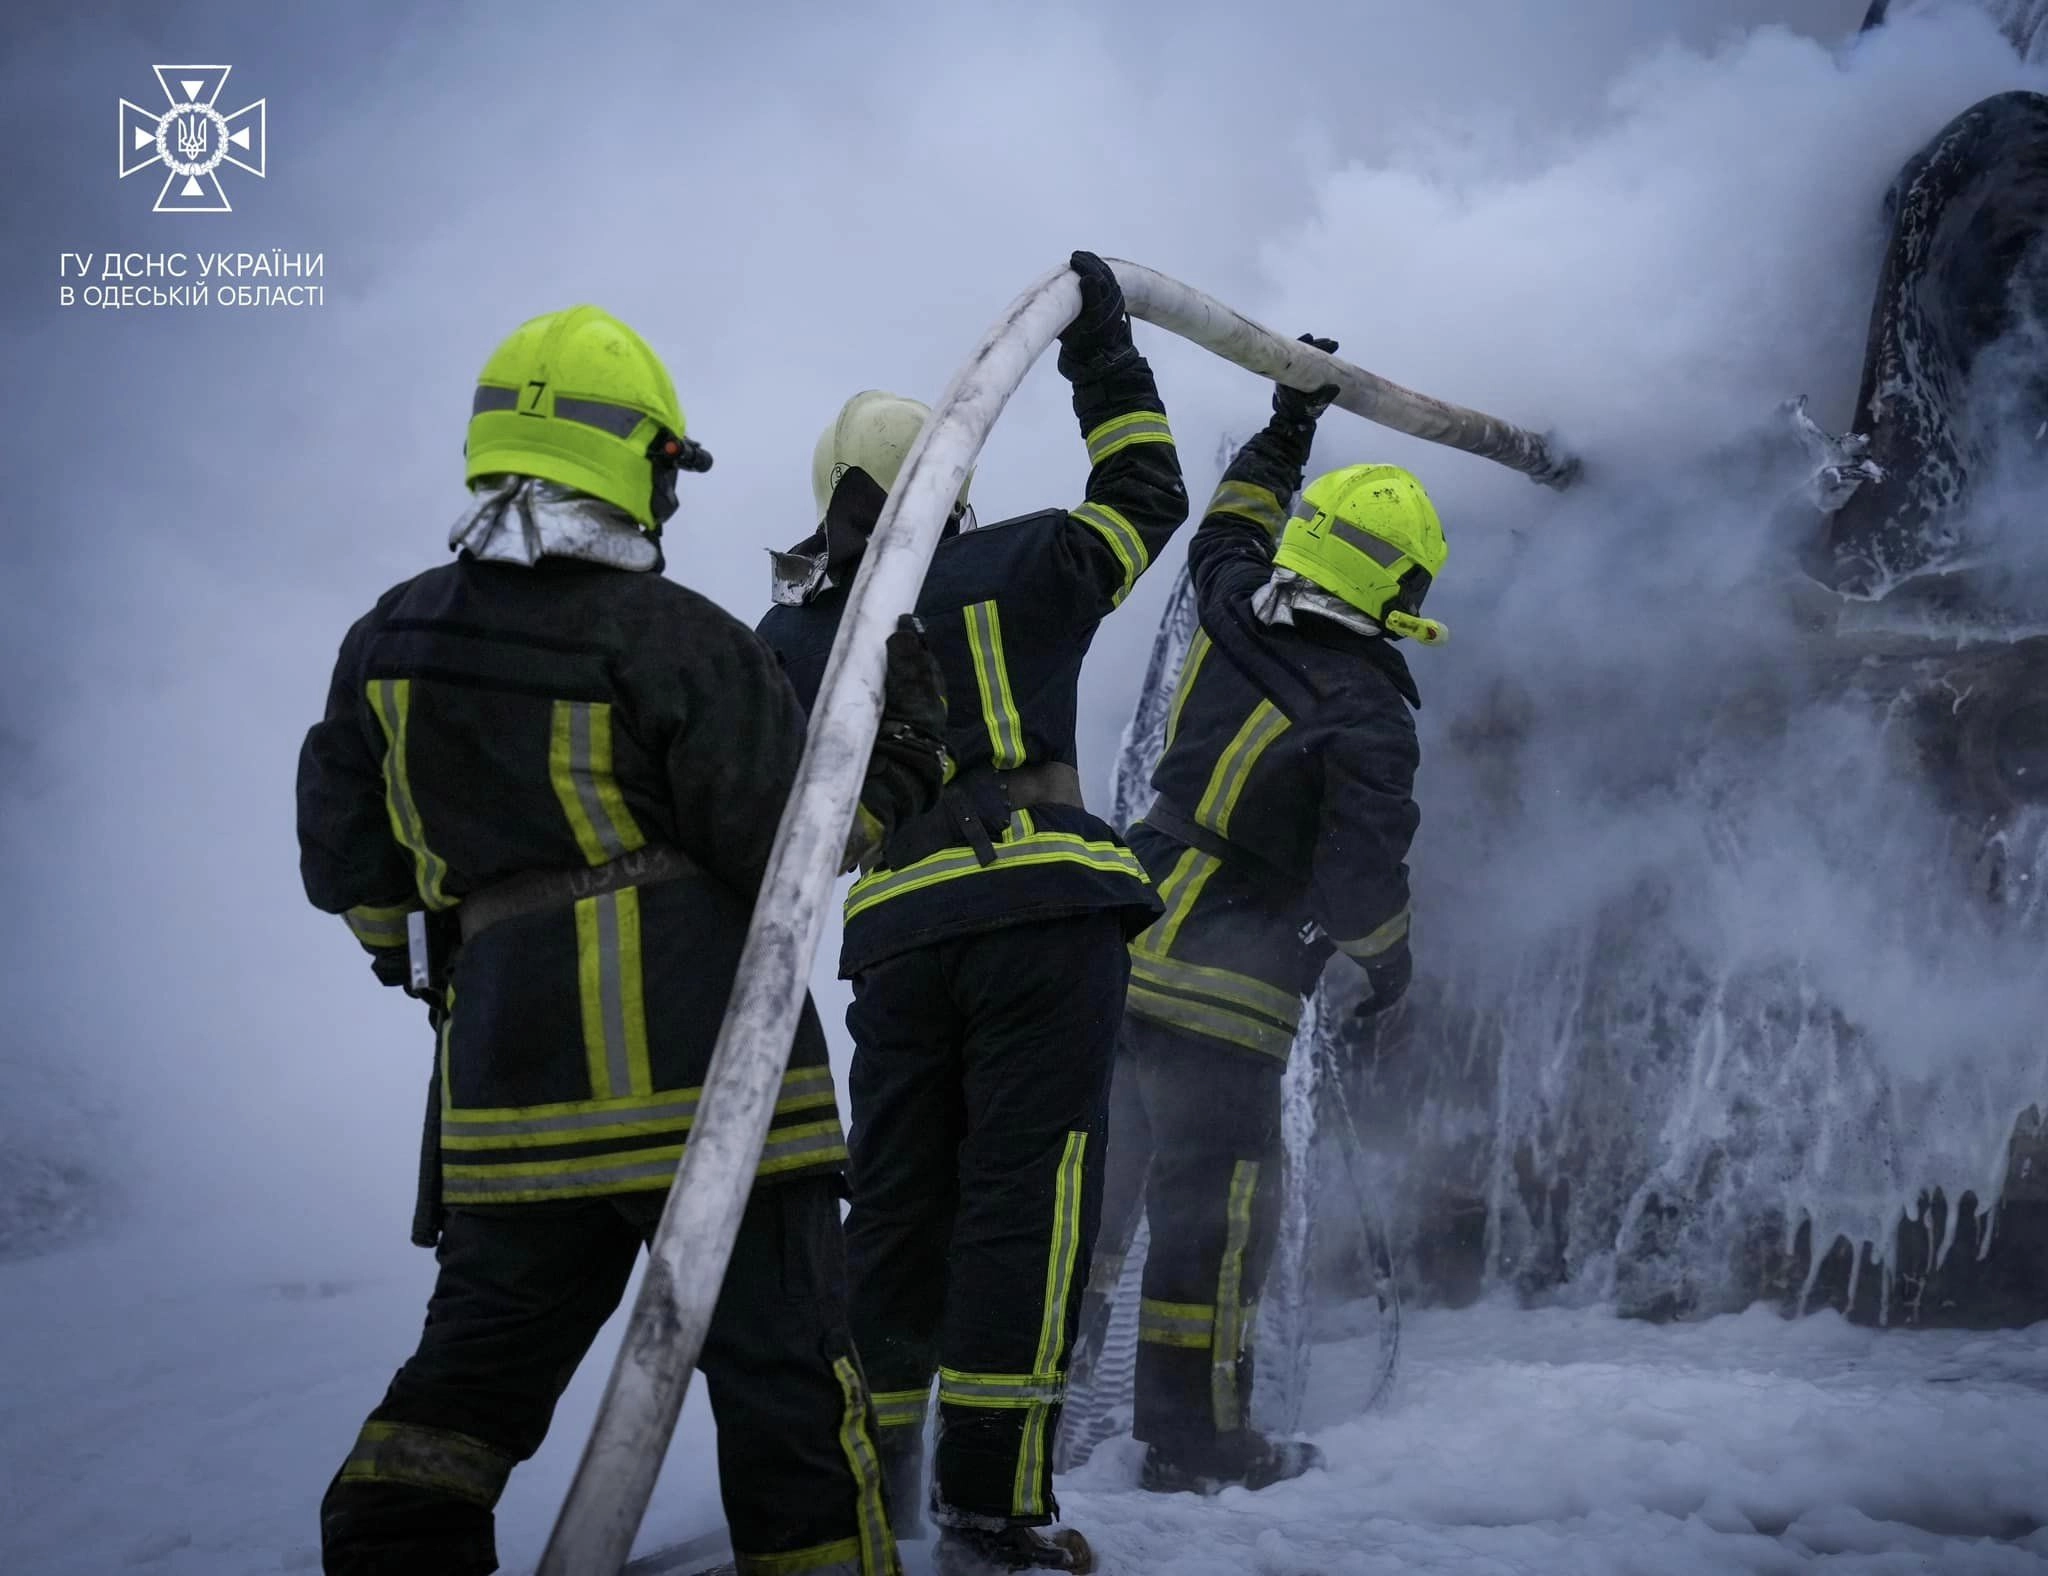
[{"left": 119, "top": 65, "right": 266, "bottom": 214}]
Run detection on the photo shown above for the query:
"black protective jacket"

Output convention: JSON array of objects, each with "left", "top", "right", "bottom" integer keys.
[
  {"left": 758, "top": 352, "right": 1189, "bottom": 976},
  {"left": 1123, "top": 424, "right": 1421, "bottom": 1061},
  {"left": 297, "top": 555, "right": 846, "bottom": 1204}
]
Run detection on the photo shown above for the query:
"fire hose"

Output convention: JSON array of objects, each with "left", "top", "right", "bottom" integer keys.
[{"left": 537, "top": 258, "right": 1582, "bottom": 1575}]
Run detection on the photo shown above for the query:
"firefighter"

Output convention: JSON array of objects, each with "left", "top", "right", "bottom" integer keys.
[
  {"left": 297, "top": 304, "right": 948, "bottom": 1576},
  {"left": 1086, "top": 338, "right": 1442, "bottom": 1494},
  {"left": 755, "top": 252, "right": 1189, "bottom": 1574}
]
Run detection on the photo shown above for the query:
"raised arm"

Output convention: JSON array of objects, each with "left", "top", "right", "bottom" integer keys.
[
  {"left": 1047, "top": 251, "right": 1191, "bottom": 618},
  {"left": 1188, "top": 334, "right": 1341, "bottom": 616}
]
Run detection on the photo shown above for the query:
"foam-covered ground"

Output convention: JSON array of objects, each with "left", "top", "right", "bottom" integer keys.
[{"left": 5, "top": 1233, "right": 2045, "bottom": 1576}]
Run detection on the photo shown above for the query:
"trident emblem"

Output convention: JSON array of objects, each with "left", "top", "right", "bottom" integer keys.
[
  {"left": 175, "top": 113, "right": 209, "bottom": 162},
  {"left": 119, "top": 65, "right": 266, "bottom": 214}
]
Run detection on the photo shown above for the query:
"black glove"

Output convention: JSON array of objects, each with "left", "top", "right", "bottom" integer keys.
[
  {"left": 1269, "top": 333, "right": 1342, "bottom": 460},
  {"left": 847, "top": 616, "right": 949, "bottom": 872},
  {"left": 1056, "top": 250, "right": 1136, "bottom": 380},
  {"left": 1355, "top": 943, "right": 1412, "bottom": 1020}
]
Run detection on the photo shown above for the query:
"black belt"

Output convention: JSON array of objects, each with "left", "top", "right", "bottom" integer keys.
[
  {"left": 459, "top": 842, "right": 699, "bottom": 943},
  {"left": 876, "top": 761, "right": 1087, "bottom": 872}
]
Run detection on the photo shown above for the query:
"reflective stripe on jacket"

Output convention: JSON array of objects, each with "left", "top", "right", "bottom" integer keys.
[
  {"left": 1123, "top": 429, "right": 1421, "bottom": 1058},
  {"left": 297, "top": 556, "right": 848, "bottom": 1197},
  {"left": 758, "top": 353, "right": 1189, "bottom": 976}
]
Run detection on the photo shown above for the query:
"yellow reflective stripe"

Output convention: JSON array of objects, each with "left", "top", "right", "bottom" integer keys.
[
  {"left": 1125, "top": 982, "right": 1297, "bottom": 1059},
  {"left": 444, "top": 1142, "right": 685, "bottom": 1184},
  {"left": 829, "top": 1356, "right": 898, "bottom": 1576},
  {"left": 1133, "top": 847, "right": 1222, "bottom": 959},
  {"left": 963, "top": 601, "right": 1025, "bottom": 769},
  {"left": 757, "top": 1119, "right": 851, "bottom": 1177},
  {"left": 441, "top": 1128, "right": 845, "bottom": 1203},
  {"left": 441, "top": 1086, "right": 843, "bottom": 1200},
  {"left": 1129, "top": 952, "right": 1301, "bottom": 1028},
  {"left": 1192, "top": 699, "right": 1290, "bottom": 839},
  {"left": 443, "top": 1064, "right": 831, "bottom": 1127},
  {"left": 441, "top": 1098, "right": 697, "bottom": 1149},
  {"left": 1336, "top": 905, "right": 1411, "bottom": 959},
  {"left": 1211, "top": 1161, "right": 1259, "bottom": 1431},
  {"left": 366, "top": 678, "right": 451, "bottom": 909},
  {"left": 549, "top": 700, "right": 647, "bottom": 866},
  {"left": 343, "top": 902, "right": 412, "bottom": 950},
  {"left": 735, "top": 1537, "right": 864, "bottom": 1576},
  {"left": 1209, "top": 479, "right": 1289, "bottom": 538},
  {"left": 1084, "top": 409, "right": 1174, "bottom": 466},
  {"left": 869, "top": 1386, "right": 931, "bottom": 1431},
  {"left": 1138, "top": 1298, "right": 1214, "bottom": 1349},
  {"left": 936, "top": 1369, "right": 1065, "bottom": 1408},
  {"left": 338, "top": 1421, "right": 512, "bottom": 1506},
  {"left": 1016, "top": 1130, "right": 1086, "bottom": 1516},
  {"left": 1165, "top": 630, "right": 1212, "bottom": 750},
  {"left": 1071, "top": 501, "right": 1148, "bottom": 606},
  {"left": 440, "top": 1084, "right": 840, "bottom": 1151},
  {"left": 844, "top": 828, "right": 1146, "bottom": 922},
  {"left": 575, "top": 890, "right": 652, "bottom": 1101}
]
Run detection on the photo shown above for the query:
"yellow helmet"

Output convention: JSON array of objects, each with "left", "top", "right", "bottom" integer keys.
[
  {"left": 811, "top": 390, "right": 972, "bottom": 523},
  {"left": 1274, "top": 463, "right": 1449, "bottom": 644},
  {"left": 465, "top": 305, "right": 704, "bottom": 533}
]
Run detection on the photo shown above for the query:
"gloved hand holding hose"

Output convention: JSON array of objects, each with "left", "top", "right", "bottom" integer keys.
[
  {"left": 1056, "top": 250, "right": 1138, "bottom": 382},
  {"left": 843, "top": 615, "right": 949, "bottom": 873},
  {"left": 1267, "top": 333, "right": 1342, "bottom": 467}
]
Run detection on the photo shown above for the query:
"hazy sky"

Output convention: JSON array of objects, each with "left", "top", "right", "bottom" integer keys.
[{"left": 20, "top": 0, "right": 2045, "bottom": 1273}]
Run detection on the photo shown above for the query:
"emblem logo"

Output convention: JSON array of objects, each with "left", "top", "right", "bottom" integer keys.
[{"left": 119, "top": 65, "right": 266, "bottom": 214}]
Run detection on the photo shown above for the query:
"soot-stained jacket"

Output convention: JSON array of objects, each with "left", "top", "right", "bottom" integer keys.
[
  {"left": 1123, "top": 426, "right": 1421, "bottom": 1062},
  {"left": 296, "top": 555, "right": 847, "bottom": 1204},
  {"left": 757, "top": 352, "right": 1189, "bottom": 977}
]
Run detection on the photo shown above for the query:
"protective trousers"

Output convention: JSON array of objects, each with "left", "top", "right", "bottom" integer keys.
[
  {"left": 1114, "top": 1014, "right": 1286, "bottom": 1467},
  {"left": 320, "top": 1177, "right": 896, "bottom": 1576},
  {"left": 844, "top": 912, "right": 1128, "bottom": 1534}
]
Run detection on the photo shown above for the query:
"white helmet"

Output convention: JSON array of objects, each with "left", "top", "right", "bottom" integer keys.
[{"left": 811, "top": 390, "right": 973, "bottom": 523}]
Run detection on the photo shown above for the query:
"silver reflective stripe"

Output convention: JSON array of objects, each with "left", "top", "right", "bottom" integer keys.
[
  {"left": 339, "top": 1421, "right": 514, "bottom": 1506},
  {"left": 1071, "top": 501, "right": 1148, "bottom": 602},
  {"left": 1193, "top": 700, "right": 1290, "bottom": 838},
  {"left": 760, "top": 1124, "right": 850, "bottom": 1170},
  {"left": 472, "top": 384, "right": 518, "bottom": 415},
  {"left": 446, "top": 1155, "right": 681, "bottom": 1197},
  {"left": 345, "top": 905, "right": 411, "bottom": 949},
  {"left": 552, "top": 394, "right": 650, "bottom": 438},
  {"left": 938, "top": 1377, "right": 1065, "bottom": 1406},
  {"left": 1326, "top": 512, "right": 1409, "bottom": 567},
  {"left": 1337, "top": 905, "right": 1411, "bottom": 959},
  {"left": 870, "top": 1389, "right": 930, "bottom": 1429},
  {"left": 372, "top": 678, "right": 447, "bottom": 905},
  {"left": 963, "top": 601, "right": 1025, "bottom": 768},
  {"left": 829, "top": 1357, "right": 894, "bottom": 1576},
  {"left": 1139, "top": 1304, "right": 1213, "bottom": 1344},
  {"left": 594, "top": 892, "right": 635, "bottom": 1099},
  {"left": 1211, "top": 1161, "right": 1260, "bottom": 1431},
  {"left": 566, "top": 702, "right": 632, "bottom": 860},
  {"left": 443, "top": 1093, "right": 702, "bottom": 1141},
  {"left": 1085, "top": 412, "right": 1173, "bottom": 464},
  {"left": 1128, "top": 950, "right": 1303, "bottom": 1028},
  {"left": 1125, "top": 982, "right": 1296, "bottom": 1060},
  {"left": 1210, "top": 480, "right": 1288, "bottom": 535}
]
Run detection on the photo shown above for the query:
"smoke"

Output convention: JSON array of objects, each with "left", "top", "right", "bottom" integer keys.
[
  {"left": 1242, "top": 7, "right": 2048, "bottom": 1302},
  {"left": 6, "top": 0, "right": 2031, "bottom": 1303}
]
